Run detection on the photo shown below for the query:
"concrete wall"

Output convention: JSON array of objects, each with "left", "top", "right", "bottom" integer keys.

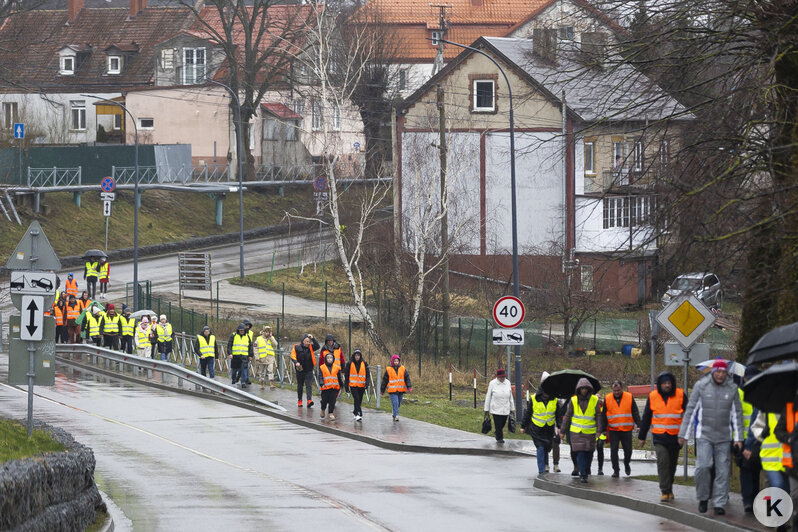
[
  {"left": 0, "top": 421, "right": 103, "bottom": 531},
  {"left": 575, "top": 196, "right": 656, "bottom": 253}
]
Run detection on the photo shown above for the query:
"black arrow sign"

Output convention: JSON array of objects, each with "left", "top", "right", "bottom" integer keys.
[{"left": 26, "top": 299, "right": 39, "bottom": 336}]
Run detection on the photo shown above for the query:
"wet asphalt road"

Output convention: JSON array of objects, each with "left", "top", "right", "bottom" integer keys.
[{"left": 0, "top": 365, "right": 689, "bottom": 532}]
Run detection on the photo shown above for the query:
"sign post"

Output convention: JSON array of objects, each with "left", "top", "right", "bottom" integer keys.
[
  {"left": 656, "top": 294, "right": 716, "bottom": 479},
  {"left": 14, "top": 123, "right": 24, "bottom": 185},
  {"left": 100, "top": 177, "right": 116, "bottom": 250},
  {"left": 6, "top": 221, "right": 61, "bottom": 437}
]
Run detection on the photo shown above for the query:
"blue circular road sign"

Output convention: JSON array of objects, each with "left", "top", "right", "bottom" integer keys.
[
  {"left": 100, "top": 176, "right": 116, "bottom": 192},
  {"left": 313, "top": 176, "right": 328, "bottom": 192}
]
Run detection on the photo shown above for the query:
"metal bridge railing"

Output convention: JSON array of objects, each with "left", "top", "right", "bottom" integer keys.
[
  {"left": 27, "top": 167, "right": 82, "bottom": 187},
  {"left": 55, "top": 343, "right": 285, "bottom": 412}
]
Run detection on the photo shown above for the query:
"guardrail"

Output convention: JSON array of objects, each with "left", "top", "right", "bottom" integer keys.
[
  {"left": 55, "top": 343, "right": 286, "bottom": 412},
  {"left": 27, "top": 167, "right": 82, "bottom": 187}
]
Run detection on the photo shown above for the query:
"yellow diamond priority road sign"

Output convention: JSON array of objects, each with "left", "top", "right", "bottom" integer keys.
[{"left": 656, "top": 294, "right": 716, "bottom": 349}]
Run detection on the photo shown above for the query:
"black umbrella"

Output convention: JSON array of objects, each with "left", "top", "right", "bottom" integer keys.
[
  {"left": 747, "top": 321, "right": 798, "bottom": 366},
  {"left": 541, "top": 369, "right": 601, "bottom": 399},
  {"left": 83, "top": 249, "right": 108, "bottom": 259},
  {"left": 742, "top": 361, "right": 798, "bottom": 412}
]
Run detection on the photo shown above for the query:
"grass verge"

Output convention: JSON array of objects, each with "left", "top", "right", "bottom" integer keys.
[
  {"left": 85, "top": 509, "right": 110, "bottom": 532},
  {"left": 0, "top": 419, "right": 65, "bottom": 462}
]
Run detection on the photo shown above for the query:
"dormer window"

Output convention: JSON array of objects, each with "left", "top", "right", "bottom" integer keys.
[
  {"left": 108, "top": 56, "right": 122, "bottom": 74},
  {"left": 60, "top": 55, "right": 75, "bottom": 75}
]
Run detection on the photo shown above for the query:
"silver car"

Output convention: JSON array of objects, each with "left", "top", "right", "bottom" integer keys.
[{"left": 661, "top": 272, "right": 722, "bottom": 309}]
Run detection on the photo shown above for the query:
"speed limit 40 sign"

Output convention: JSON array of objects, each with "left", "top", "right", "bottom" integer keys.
[{"left": 493, "top": 296, "right": 525, "bottom": 328}]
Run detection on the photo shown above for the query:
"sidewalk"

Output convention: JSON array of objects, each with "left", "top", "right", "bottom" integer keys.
[{"left": 535, "top": 473, "right": 767, "bottom": 531}]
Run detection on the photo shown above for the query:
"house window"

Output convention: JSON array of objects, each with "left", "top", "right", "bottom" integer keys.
[
  {"left": 332, "top": 104, "right": 341, "bottom": 131},
  {"left": 70, "top": 100, "right": 86, "bottom": 130},
  {"left": 249, "top": 122, "right": 255, "bottom": 151},
  {"left": 558, "top": 26, "right": 575, "bottom": 40},
  {"left": 312, "top": 101, "right": 322, "bottom": 130},
  {"left": 473, "top": 80, "right": 495, "bottom": 112},
  {"left": 293, "top": 99, "right": 305, "bottom": 116},
  {"left": 113, "top": 114, "right": 122, "bottom": 130},
  {"left": 613, "top": 140, "right": 625, "bottom": 169},
  {"left": 603, "top": 196, "right": 652, "bottom": 228},
  {"left": 107, "top": 56, "right": 121, "bottom": 74},
  {"left": 431, "top": 31, "right": 440, "bottom": 46},
  {"left": 634, "top": 140, "right": 643, "bottom": 172},
  {"left": 584, "top": 140, "right": 595, "bottom": 175},
  {"left": 659, "top": 139, "right": 670, "bottom": 168},
  {"left": 2, "top": 102, "right": 18, "bottom": 129},
  {"left": 139, "top": 118, "right": 154, "bottom": 129},
  {"left": 60, "top": 55, "right": 75, "bottom": 75},
  {"left": 581, "top": 265, "right": 594, "bottom": 292},
  {"left": 182, "top": 47, "right": 206, "bottom": 85},
  {"left": 398, "top": 69, "right": 408, "bottom": 91},
  {"left": 161, "top": 49, "right": 174, "bottom": 69}
]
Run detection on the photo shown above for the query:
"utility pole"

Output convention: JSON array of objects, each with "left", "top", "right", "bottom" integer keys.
[
  {"left": 437, "top": 84, "right": 450, "bottom": 357},
  {"left": 431, "top": 4, "right": 448, "bottom": 75},
  {"left": 392, "top": 107, "right": 401, "bottom": 284}
]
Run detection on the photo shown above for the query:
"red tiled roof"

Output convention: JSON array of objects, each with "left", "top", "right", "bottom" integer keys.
[
  {"left": 261, "top": 102, "right": 302, "bottom": 120},
  {"left": 0, "top": 7, "right": 194, "bottom": 91}
]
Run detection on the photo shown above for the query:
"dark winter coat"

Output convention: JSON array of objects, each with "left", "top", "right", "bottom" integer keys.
[
  {"left": 292, "top": 335, "right": 320, "bottom": 373},
  {"left": 638, "top": 372, "right": 687, "bottom": 449},
  {"left": 521, "top": 391, "right": 556, "bottom": 451},
  {"left": 344, "top": 358, "right": 370, "bottom": 391}
]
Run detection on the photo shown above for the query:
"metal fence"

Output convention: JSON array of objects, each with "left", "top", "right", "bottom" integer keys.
[
  {"left": 27, "top": 167, "right": 82, "bottom": 187},
  {"left": 112, "top": 163, "right": 330, "bottom": 185}
]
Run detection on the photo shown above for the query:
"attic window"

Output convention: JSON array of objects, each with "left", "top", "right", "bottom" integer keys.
[
  {"left": 473, "top": 79, "right": 495, "bottom": 112},
  {"left": 558, "top": 26, "right": 574, "bottom": 40},
  {"left": 108, "top": 56, "right": 121, "bottom": 74},
  {"left": 60, "top": 55, "right": 75, "bottom": 75}
]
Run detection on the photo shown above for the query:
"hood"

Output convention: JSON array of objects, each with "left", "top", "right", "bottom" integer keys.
[
  {"left": 575, "top": 377, "right": 593, "bottom": 393},
  {"left": 390, "top": 354, "right": 401, "bottom": 365},
  {"left": 351, "top": 349, "right": 363, "bottom": 361},
  {"left": 656, "top": 371, "right": 677, "bottom": 397}
]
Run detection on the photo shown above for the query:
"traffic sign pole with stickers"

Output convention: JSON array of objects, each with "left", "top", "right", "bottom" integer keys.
[
  {"left": 6, "top": 221, "right": 61, "bottom": 437},
  {"left": 655, "top": 293, "right": 716, "bottom": 479}
]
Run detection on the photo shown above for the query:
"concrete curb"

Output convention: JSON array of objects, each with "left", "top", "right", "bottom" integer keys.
[
  {"left": 57, "top": 356, "right": 531, "bottom": 458},
  {"left": 533, "top": 475, "right": 756, "bottom": 532}
]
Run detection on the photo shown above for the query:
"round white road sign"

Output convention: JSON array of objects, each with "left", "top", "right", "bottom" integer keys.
[{"left": 493, "top": 296, "right": 525, "bottom": 328}]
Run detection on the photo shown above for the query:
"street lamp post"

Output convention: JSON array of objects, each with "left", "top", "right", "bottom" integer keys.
[
  {"left": 83, "top": 94, "right": 139, "bottom": 310},
  {"left": 207, "top": 79, "right": 245, "bottom": 279},
  {"left": 438, "top": 38, "right": 522, "bottom": 411}
]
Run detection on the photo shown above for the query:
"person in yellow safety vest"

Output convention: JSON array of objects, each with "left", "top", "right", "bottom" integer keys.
[
  {"left": 381, "top": 354, "right": 412, "bottom": 422},
  {"left": 344, "top": 349, "right": 369, "bottom": 421},
  {"left": 603, "top": 380, "right": 641, "bottom": 478},
  {"left": 227, "top": 324, "right": 253, "bottom": 388},
  {"left": 84, "top": 258, "right": 99, "bottom": 299},
  {"left": 242, "top": 319, "right": 255, "bottom": 385},
  {"left": 253, "top": 326, "right": 278, "bottom": 389},
  {"left": 775, "top": 401, "right": 798, "bottom": 531},
  {"left": 156, "top": 314, "right": 173, "bottom": 361},
  {"left": 64, "top": 273, "right": 78, "bottom": 298},
  {"left": 84, "top": 306, "right": 103, "bottom": 346},
  {"left": 135, "top": 316, "right": 152, "bottom": 358},
  {"left": 561, "top": 378, "right": 603, "bottom": 483},
  {"left": 736, "top": 367, "right": 761, "bottom": 514},
  {"left": 520, "top": 372, "right": 558, "bottom": 473},
  {"left": 753, "top": 410, "right": 791, "bottom": 497},
  {"left": 318, "top": 352, "right": 344, "bottom": 420},
  {"left": 119, "top": 306, "right": 135, "bottom": 354},
  {"left": 65, "top": 294, "right": 82, "bottom": 344},
  {"left": 99, "top": 303, "right": 121, "bottom": 350},
  {"left": 194, "top": 325, "right": 218, "bottom": 379},
  {"left": 98, "top": 258, "right": 110, "bottom": 299}
]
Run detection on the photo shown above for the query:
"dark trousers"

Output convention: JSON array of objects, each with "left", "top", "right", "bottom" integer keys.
[
  {"left": 200, "top": 357, "right": 215, "bottom": 378},
  {"left": 576, "top": 450, "right": 594, "bottom": 478},
  {"left": 120, "top": 335, "right": 133, "bottom": 354},
  {"left": 321, "top": 388, "right": 338, "bottom": 413},
  {"left": 737, "top": 456, "right": 761, "bottom": 509},
  {"left": 351, "top": 387, "right": 365, "bottom": 416},
  {"left": 609, "top": 430, "right": 634, "bottom": 473},
  {"left": 99, "top": 281, "right": 108, "bottom": 294},
  {"left": 56, "top": 325, "right": 68, "bottom": 343},
  {"left": 86, "top": 277, "right": 97, "bottom": 298},
  {"left": 296, "top": 371, "right": 314, "bottom": 401},
  {"left": 655, "top": 443, "right": 681, "bottom": 494},
  {"left": 92, "top": 336, "right": 102, "bottom": 347},
  {"left": 597, "top": 440, "right": 605, "bottom": 471},
  {"left": 103, "top": 334, "right": 119, "bottom": 350},
  {"left": 552, "top": 433, "right": 561, "bottom": 464},
  {"left": 493, "top": 414, "right": 508, "bottom": 442}
]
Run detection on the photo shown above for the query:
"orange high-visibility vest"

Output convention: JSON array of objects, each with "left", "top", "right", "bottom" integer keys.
[
  {"left": 783, "top": 402, "right": 795, "bottom": 469},
  {"left": 349, "top": 361, "right": 367, "bottom": 388},
  {"left": 66, "top": 302, "right": 81, "bottom": 321},
  {"left": 64, "top": 278, "right": 78, "bottom": 297},
  {"left": 320, "top": 363, "right": 341, "bottom": 391},
  {"left": 649, "top": 388, "right": 684, "bottom": 435},
  {"left": 53, "top": 305, "right": 64, "bottom": 326},
  {"left": 386, "top": 366, "right": 407, "bottom": 393},
  {"left": 605, "top": 391, "right": 635, "bottom": 431},
  {"left": 78, "top": 298, "right": 92, "bottom": 312}
]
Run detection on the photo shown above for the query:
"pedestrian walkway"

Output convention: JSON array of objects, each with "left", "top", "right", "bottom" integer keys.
[{"left": 535, "top": 472, "right": 767, "bottom": 531}]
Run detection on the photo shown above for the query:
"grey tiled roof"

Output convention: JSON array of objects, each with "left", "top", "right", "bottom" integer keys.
[{"left": 484, "top": 36, "right": 690, "bottom": 123}]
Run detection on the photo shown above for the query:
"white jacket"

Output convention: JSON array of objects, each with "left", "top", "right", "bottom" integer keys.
[{"left": 484, "top": 378, "right": 515, "bottom": 415}]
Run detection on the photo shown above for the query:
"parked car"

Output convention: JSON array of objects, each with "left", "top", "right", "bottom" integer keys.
[{"left": 661, "top": 272, "right": 722, "bottom": 309}]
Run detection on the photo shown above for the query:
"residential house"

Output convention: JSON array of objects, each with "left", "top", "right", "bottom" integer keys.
[{"left": 397, "top": 36, "right": 690, "bottom": 305}]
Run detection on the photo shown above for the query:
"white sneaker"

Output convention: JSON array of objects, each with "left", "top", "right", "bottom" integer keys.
[
  {"left": 394, "top": 416, "right": 399, "bottom": 422},
  {"left": 329, "top": 414, "right": 335, "bottom": 421}
]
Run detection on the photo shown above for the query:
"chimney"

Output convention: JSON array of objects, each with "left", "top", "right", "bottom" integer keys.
[
  {"left": 129, "top": 0, "right": 148, "bottom": 18},
  {"left": 67, "top": 0, "right": 84, "bottom": 23},
  {"left": 580, "top": 32, "right": 608, "bottom": 69},
  {"left": 532, "top": 28, "right": 558, "bottom": 65}
]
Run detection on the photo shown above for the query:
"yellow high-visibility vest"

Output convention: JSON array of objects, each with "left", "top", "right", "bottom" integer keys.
[
  {"left": 570, "top": 395, "right": 598, "bottom": 434},
  {"left": 197, "top": 334, "right": 216, "bottom": 358}
]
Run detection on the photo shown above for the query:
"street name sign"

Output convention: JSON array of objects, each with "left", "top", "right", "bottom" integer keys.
[
  {"left": 655, "top": 294, "right": 716, "bottom": 349},
  {"left": 493, "top": 296, "right": 525, "bottom": 328},
  {"left": 492, "top": 328, "right": 525, "bottom": 346}
]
